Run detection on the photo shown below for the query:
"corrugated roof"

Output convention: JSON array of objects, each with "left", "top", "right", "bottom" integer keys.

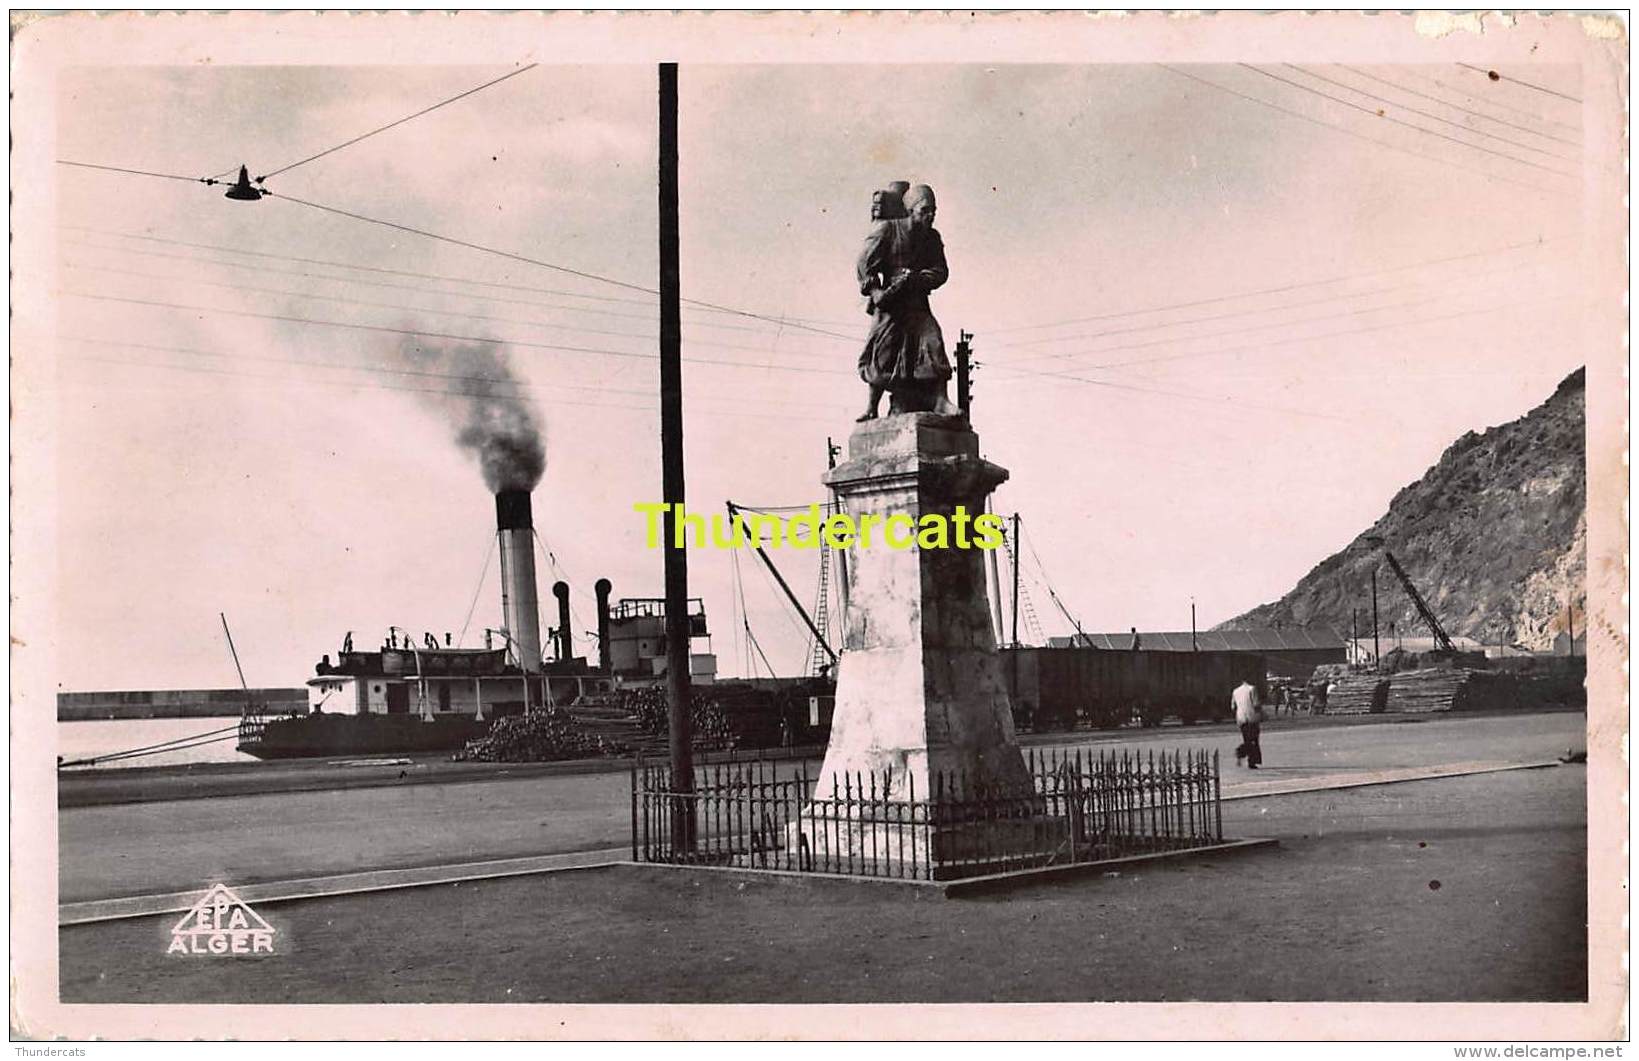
[{"left": 1046, "top": 627, "right": 1346, "bottom": 652}]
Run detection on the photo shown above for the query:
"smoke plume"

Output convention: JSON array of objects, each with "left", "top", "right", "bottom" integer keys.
[{"left": 401, "top": 337, "right": 545, "bottom": 492}]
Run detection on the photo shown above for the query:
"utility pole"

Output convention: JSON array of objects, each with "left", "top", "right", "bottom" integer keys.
[
  {"left": 1190, "top": 598, "right": 1197, "bottom": 651},
  {"left": 985, "top": 496, "right": 1005, "bottom": 645},
  {"left": 1351, "top": 607, "right": 1358, "bottom": 667},
  {"left": 1567, "top": 598, "right": 1575, "bottom": 657},
  {"left": 954, "top": 330, "right": 975, "bottom": 415},
  {"left": 1010, "top": 512, "right": 1021, "bottom": 648},
  {"left": 1371, "top": 567, "right": 1380, "bottom": 673},
  {"left": 827, "top": 437, "right": 848, "bottom": 619},
  {"left": 658, "top": 63, "right": 694, "bottom": 852}
]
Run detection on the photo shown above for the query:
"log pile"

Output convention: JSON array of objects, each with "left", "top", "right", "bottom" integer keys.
[
  {"left": 460, "top": 708, "right": 612, "bottom": 763},
  {"left": 1386, "top": 667, "right": 1471, "bottom": 713},
  {"left": 1323, "top": 675, "right": 1390, "bottom": 714}
]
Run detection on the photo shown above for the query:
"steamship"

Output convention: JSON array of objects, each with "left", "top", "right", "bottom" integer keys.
[{"left": 236, "top": 488, "right": 717, "bottom": 760}]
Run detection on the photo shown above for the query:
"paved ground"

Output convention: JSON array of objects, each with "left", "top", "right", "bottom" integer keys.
[
  {"left": 59, "top": 711, "right": 1584, "bottom": 903},
  {"left": 60, "top": 764, "right": 1587, "bottom": 1003}
]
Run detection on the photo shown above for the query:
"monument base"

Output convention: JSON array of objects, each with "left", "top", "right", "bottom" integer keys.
[{"left": 788, "top": 804, "right": 1071, "bottom": 880}]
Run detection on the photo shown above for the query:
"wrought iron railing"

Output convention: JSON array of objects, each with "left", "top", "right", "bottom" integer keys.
[{"left": 632, "top": 746, "right": 1222, "bottom": 881}]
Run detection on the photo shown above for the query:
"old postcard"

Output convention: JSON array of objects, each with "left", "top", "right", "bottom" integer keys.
[{"left": 10, "top": 9, "right": 1628, "bottom": 1042}]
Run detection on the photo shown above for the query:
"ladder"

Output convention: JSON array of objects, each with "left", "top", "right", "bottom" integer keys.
[{"left": 808, "top": 539, "right": 833, "bottom": 676}]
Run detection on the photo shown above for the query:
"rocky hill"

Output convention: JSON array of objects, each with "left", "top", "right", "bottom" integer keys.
[{"left": 1221, "top": 368, "right": 1585, "bottom": 651}]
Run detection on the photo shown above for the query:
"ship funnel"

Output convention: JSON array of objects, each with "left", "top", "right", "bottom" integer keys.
[
  {"left": 553, "top": 581, "right": 572, "bottom": 661},
  {"left": 594, "top": 578, "right": 613, "bottom": 672},
  {"left": 495, "top": 489, "right": 543, "bottom": 672}
]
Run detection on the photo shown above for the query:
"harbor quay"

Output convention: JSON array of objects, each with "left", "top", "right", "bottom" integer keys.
[
  {"left": 59, "top": 739, "right": 1586, "bottom": 1004},
  {"left": 57, "top": 711, "right": 1581, "bottom": 904}
]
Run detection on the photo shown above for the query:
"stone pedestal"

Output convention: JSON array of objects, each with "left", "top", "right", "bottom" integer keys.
[{"left": 793, "top": 413, "right": 1036, "bottom": 873}]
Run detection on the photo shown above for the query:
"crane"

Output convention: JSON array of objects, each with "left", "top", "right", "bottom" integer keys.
[{"left": 1364, "top": 536, "right": 1456, "bottom": 655}]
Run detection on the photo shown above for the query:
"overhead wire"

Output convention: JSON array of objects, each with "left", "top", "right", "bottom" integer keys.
[
  {"left": 1392, "top": 67, "right": 1581, "bottom": 134},
  {"left": 66, "top": 291, "right": 857, "bottom": 378},
  {"left": 66, "top": 233, "right": 855, "bottom": 341},
  {"left": 61, "top": 334, "right": 843, "bottom": 415},
  {"left": 1338, "top": 65, "right": 1582, "bottom": 147},
  {"left": 264, "top": 189, "right": 860, "bottom": 342},
  {"left": 992, "top": 289, "right": 1569, "bottom": 386},
  {"left": 988, "top": 253, "right": 1551, "bottom": 360},
  {"left": 64, "top": 257, "right": 845, "bottom": 363},
  {"left": 56, "top": 160, "right": 213, "bottom": 185},
  {"left": 258, "top": 64, "right": 540, "bottom": 182},
  {"left": 988, "top": 263, "right": 1552, "bottom": 374},
  {"left": 1158, "top": 64, "right": 1567, "bottom": 196},
  {"left": 1246, "top": 64, "right": 1576, "bottom": 179},
  {"left": 1455, "top": 62, "right": 1583, "bottom": 104},
  {"left": 1288, "top": 65, "right": 1577, "bottom": 162},
  {"left": 65, "top": 347, "right": 842, "bottom": 425},
  {"left": 985, "top": 235, "right": 1558, "bottom": 336}
]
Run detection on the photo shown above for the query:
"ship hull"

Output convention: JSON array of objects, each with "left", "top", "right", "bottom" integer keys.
[{"left": 237, "top": 713, "right": 492, "bottom": 760}]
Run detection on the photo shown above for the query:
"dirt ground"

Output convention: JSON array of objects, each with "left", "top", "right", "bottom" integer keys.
[{"left": 60, "top": 764, "right": 1586, "bottom": 1004}]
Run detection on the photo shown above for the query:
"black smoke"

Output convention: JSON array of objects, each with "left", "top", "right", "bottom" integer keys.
[{"left": 401, "top": 337, "right": 545, "bottom": 492}]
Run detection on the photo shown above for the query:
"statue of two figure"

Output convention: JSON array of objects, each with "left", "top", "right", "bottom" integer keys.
[{"left": 855, "top": 180, "right": 961, "bottom": 422}]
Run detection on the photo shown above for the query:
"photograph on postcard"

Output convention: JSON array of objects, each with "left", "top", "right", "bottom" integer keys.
[{"left": 9, "top": 10, "right": 1627, "bottom": 1040}]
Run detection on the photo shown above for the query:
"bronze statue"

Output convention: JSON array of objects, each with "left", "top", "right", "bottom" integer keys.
[{"left": 856, "top": 182, "right": 959, "bottom": 420}]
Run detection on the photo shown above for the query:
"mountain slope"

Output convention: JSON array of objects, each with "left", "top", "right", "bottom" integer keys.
[{"left": 1220, "top": 368, "right": 1585, "bottom": 651}]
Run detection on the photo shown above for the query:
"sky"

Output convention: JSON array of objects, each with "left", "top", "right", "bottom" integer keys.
[{"left": 45, "top": 59, "right": 1592, "bottom": 692}]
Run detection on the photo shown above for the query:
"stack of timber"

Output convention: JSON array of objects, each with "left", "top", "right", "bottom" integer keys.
[
  {"left": 1385, "top": 667, "right": 1471, "bottom": 713},
  {"left": 1324, "top": 675, "right": 1390, "bottom": 714}
]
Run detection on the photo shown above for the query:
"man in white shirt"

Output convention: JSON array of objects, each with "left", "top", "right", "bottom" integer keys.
[{"left": 1231, "top": 679, "right": 1264, "bottom": 769}]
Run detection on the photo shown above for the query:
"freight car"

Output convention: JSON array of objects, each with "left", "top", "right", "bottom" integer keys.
[{"left": 999, "top": 647, "right": 1266, "bottom": 731}]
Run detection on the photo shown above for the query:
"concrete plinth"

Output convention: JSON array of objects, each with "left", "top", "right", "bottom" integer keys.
[{"left": 809, "top": 412, "right": 1031, "bottom": 804}]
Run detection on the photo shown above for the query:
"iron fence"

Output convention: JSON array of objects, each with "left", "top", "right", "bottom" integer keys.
[{"left": 632, "top": 745, "right": 1222, "bottom": 881}]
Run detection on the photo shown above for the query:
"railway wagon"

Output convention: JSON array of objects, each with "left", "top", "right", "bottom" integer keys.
[{"left": 1000, "top": 647, "right": 1266, "bottom": 731}]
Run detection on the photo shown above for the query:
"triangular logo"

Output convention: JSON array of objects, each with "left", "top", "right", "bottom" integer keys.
[{"left": 167, "top": 883, "right": 276, "bottom": 955}]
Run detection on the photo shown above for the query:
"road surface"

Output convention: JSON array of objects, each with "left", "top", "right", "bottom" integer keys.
[{"left": 59, "top": 710, "right": 1584, "bottom": 903}]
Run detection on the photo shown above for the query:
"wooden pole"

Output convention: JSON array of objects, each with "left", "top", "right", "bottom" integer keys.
[
  {"left": 1010, "top": 513, "right": 1021, "bottom": 648},
  {"left": 1371, "top": 568, "right": 1380, "bottom": 672},
  {"left": 658, "top": 63, "right": 695, "bottom": 851}
]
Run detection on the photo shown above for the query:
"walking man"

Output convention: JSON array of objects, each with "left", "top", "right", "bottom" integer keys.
[{"left": 1232, "top": 679, "right": 1264, "bottom": 769}]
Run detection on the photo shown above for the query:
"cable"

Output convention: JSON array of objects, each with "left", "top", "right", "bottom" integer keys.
[
  {"left": 58, "top": 723, "right": 243, "bottom": 768},
  {"left": 1247, "top": 65, "right": 1575, "bottom": 178},
  {"left": 67, "top": 350, "right": 657, "bottom": 413},
  {"left": 1456, "top": 62, "right": 1582, "bottom": 104},
  {"left": 996, "top": 368, "right": 1360, "bottom": 423},
  {"left": 986, "top": 235, "right": 1557, "bottom": 336},
  {"left": 66, "top": 291, "right": 856, "bottom": 377},
  {"left": 67, "top": 232, "right": 852, "bottom": 340},
  {"left": 993, "top": 291, "right": 1568, "bottom": 389},
  {"left": 66, "top": 350, "right": 842, "bottom": 425},
  {"left": 61, "top": 335, "right": 843, "bottom": 415},
  {"left": 64, "top": 255, "right": 845, "bottom": 363},
  {"left": 1291, "top": 65, "right": 1576, "bottom": 162},
  {"left": 67, "top": 225, "right": 863, "bottom": 331},
  {"left": 1339, "top": 65, "right": 1582, "bottom": 147},
  {"left": 1392, "top": 67, "right": 1581, "bottom": 135},
  {"left": 990, "top": 254, "right": 1549, "bottom": 359},
  {"left": 265, "top": 190, "right": 860, "bottom": 341},
  {"left": 56, "top": 160, "right": 211, "bottom": 185},
  {"left": 1022, "top": 522, "right": 1087, "bottom": 641},
  {"left": 259, "top": 64, "right": 539, "bottom": 181},
  {"left": 457, "top": 534, "right": 498, "bottom": 647},
  {"left": 1158, "top": 65, "right": 1566, "bottom": 196},
  {"left": 991, "top": 269, "right": 1546, "bottom": 373}
]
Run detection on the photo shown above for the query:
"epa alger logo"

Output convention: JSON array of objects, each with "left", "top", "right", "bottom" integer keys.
[{"left": 168, "top": 883, "right": 276, "bottom": 956}]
